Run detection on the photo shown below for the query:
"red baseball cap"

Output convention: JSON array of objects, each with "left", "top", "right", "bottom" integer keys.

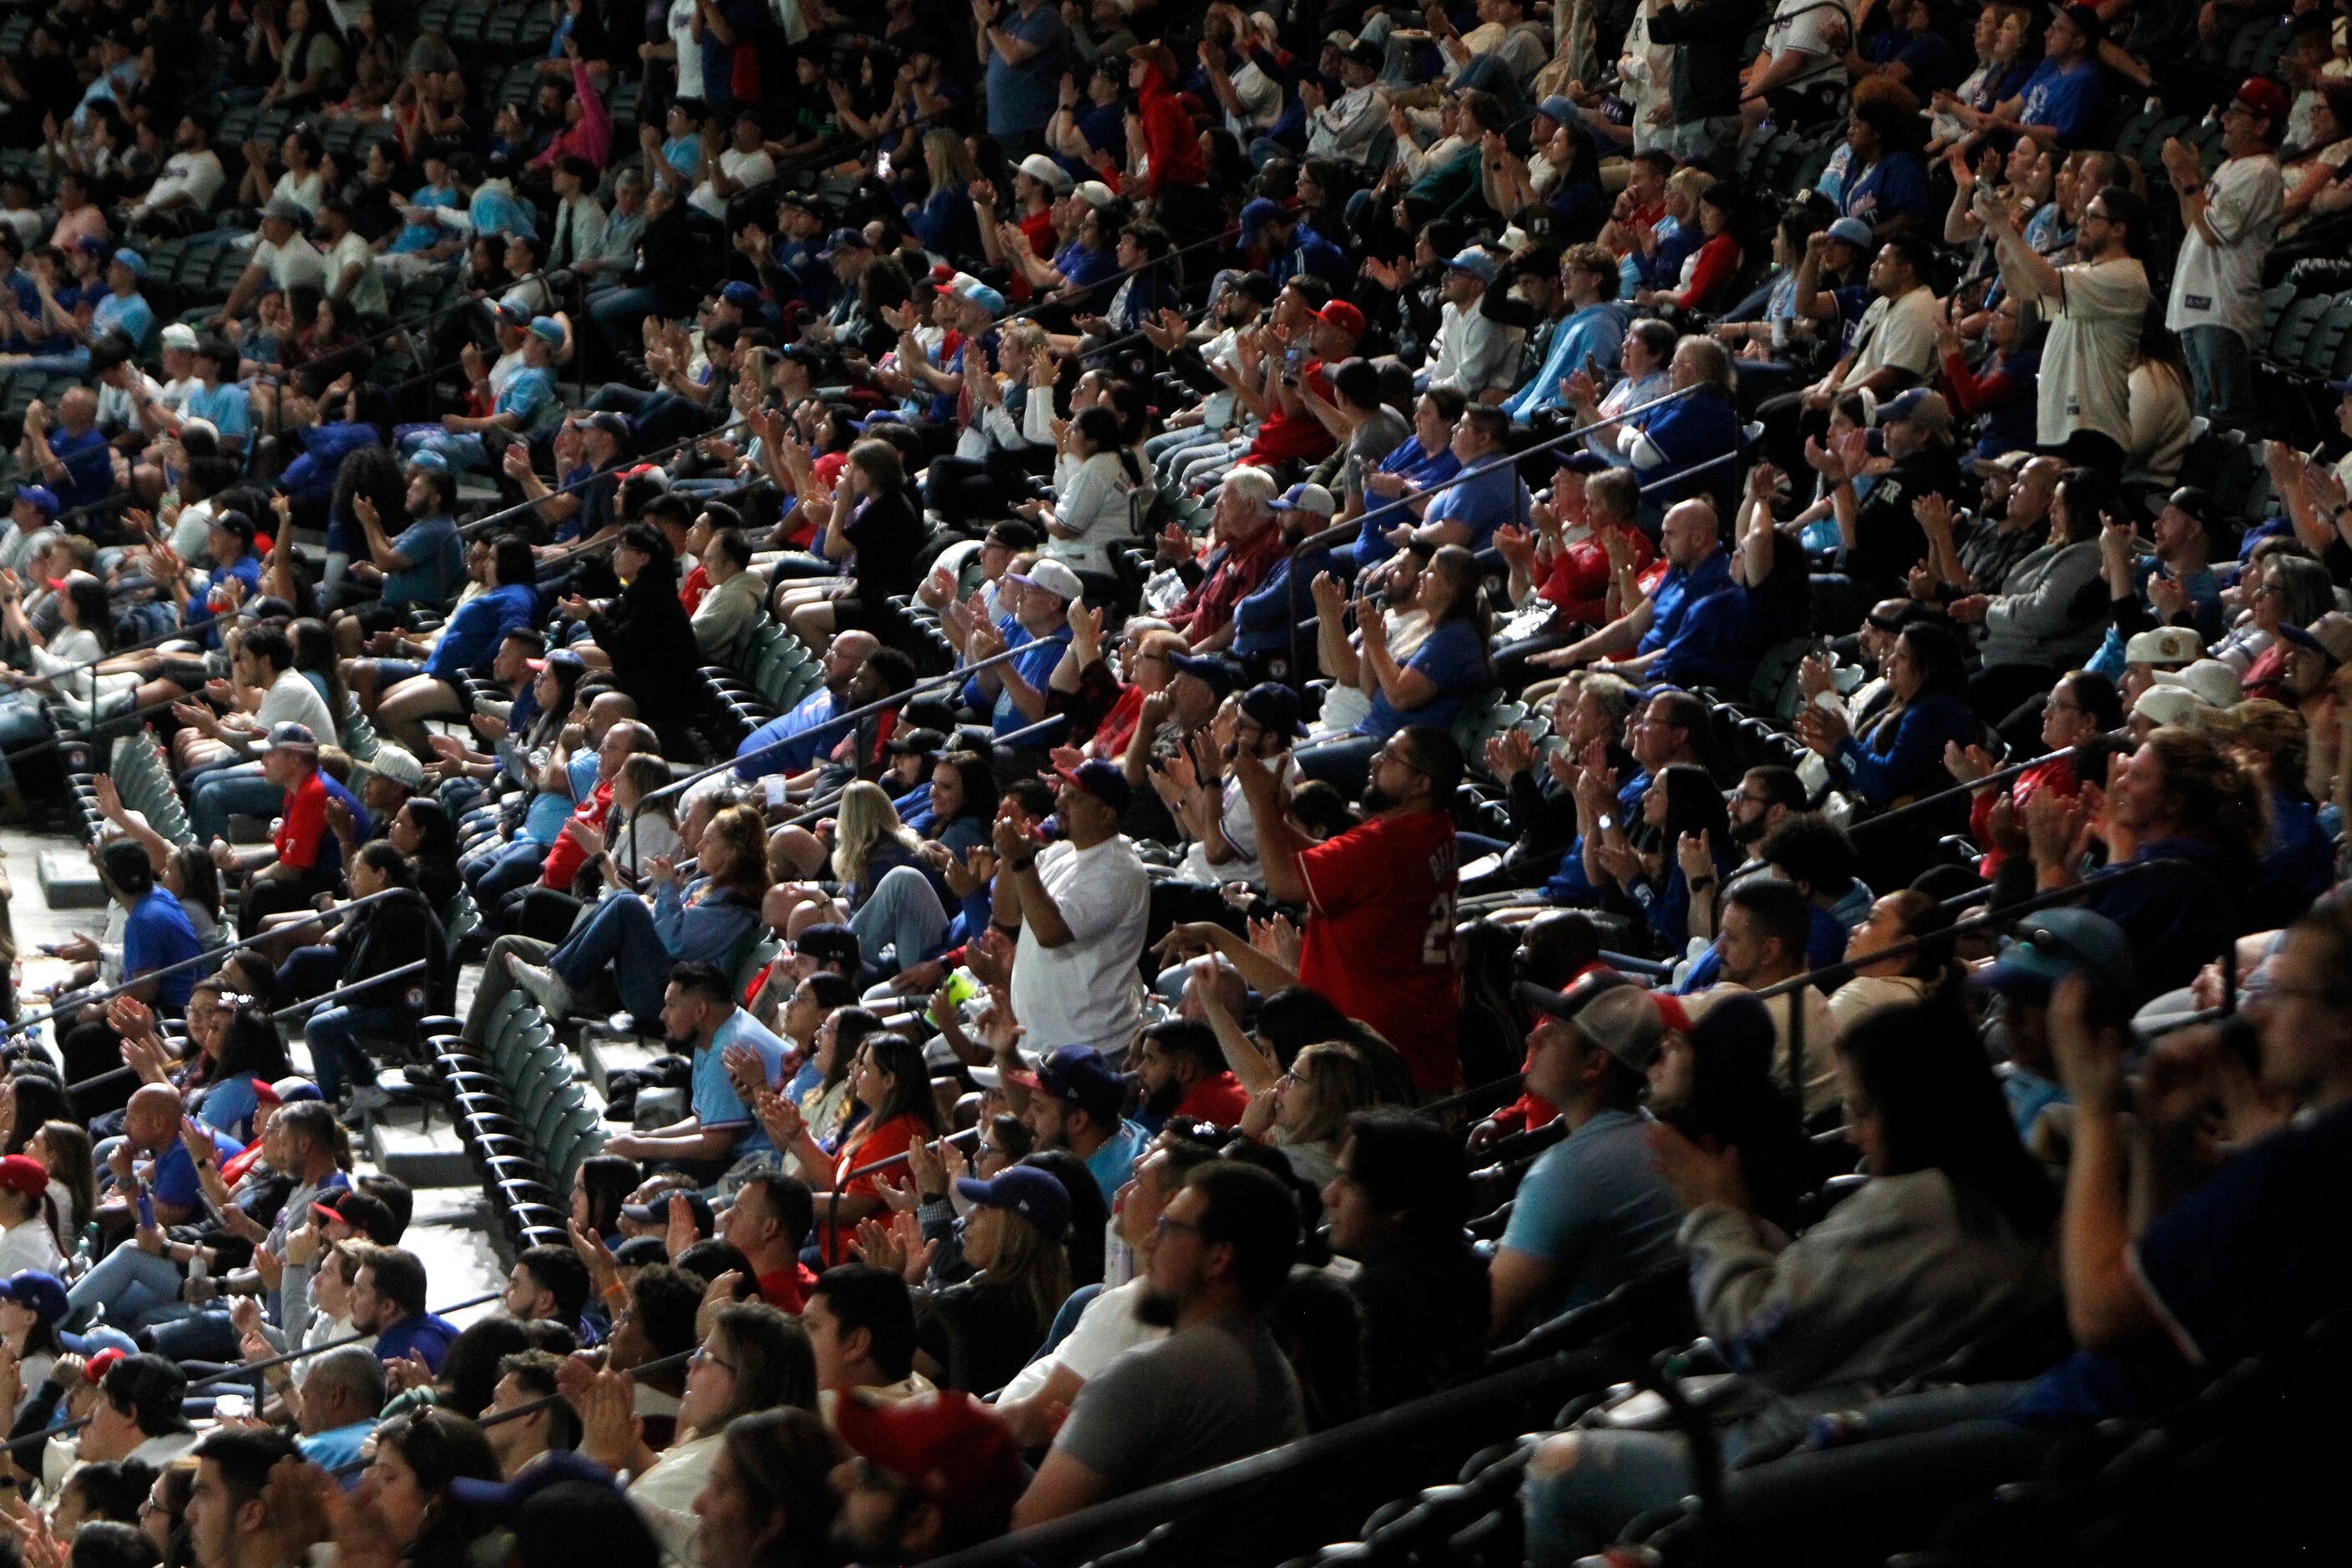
[
  {"left": 82, "top": 1348, "right": 126, "bottom": 1384},
  {"left": 2233, "top": 76, "right": 2288, "bottom": 127},
  {"left": 833, "top": 1393, "right": 1026, "bottom": 1550},
  {"left": 0, "top": 1156, "right": 45, "bottom": 1199},
  {"left": 1315, "top": 300, "right": 1366, "bottom": 339}
]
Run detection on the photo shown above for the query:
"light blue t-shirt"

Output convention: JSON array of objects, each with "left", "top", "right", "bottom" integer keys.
[
  {"left": 1496, "top": 1107, "right": 1687, "bottom": 1318},
  {"left": 694, "top": 1009, "right": 791, "bottom": 1160},
  {"left": 1355, "top": 618, "right": 1489, "bottom": 741},
  {"left": 94, "top": 289, "right": 154, "bottom": 350},
  {"left": 1083, "top": 1119, "right": 1149, "bottom": 1206},
  {"left": 382, "top": 514, "right": 464, "bottom": 608},
  {"left": 185, "top": 382, "right": 251, "bottom": 440}
]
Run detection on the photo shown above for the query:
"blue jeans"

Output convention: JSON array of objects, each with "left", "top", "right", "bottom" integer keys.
[
  {"left": 307, "top": 1003, "right": 412, "bottom": 1103},
  {"left": 549, "top": 892, "right": 674, "bottom": 1022},
  {"left": 587, "top": 286, "right": 662, "bottom": 361},
  {"left": 190, "top": 765, "right": 284, "bottom": 843},
  {"left": 466, "top": 837, "right": 552, "bottom": 907},
  {"left": 2180, "top": 323, "right": 2253, "bottom": 423},
  {"left": 1295, "top": 734, "right": 1380, "bottom": 795},
  {"left": 0, "top": 693, "right": 52, "bottom": 789},
  {"left": 849, "top": 865, "right": 949, "bottom": 979},
  {"left": 65, "top": 1242, "right": 186, "bottom": 1332}
]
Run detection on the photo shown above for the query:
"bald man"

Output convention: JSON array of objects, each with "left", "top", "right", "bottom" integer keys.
[
  {"left": 98, "top": 1084, "right": 244, "bottom": 1233},
  {"left": 18, "top": 387, "right": 114, "bottom": 516},
  {"left": 731, "top": 630, "right": 878, "bottom": 783}
]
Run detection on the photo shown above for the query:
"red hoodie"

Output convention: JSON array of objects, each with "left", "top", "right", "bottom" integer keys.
[{"left": 1135, "top": 65, "right": 1208, "bottom": 199}]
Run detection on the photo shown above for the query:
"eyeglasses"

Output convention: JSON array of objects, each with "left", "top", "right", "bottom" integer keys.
[
  {"left": 690, "top": 1344, "right": 736, "bottom": 1374},
  {"left": 1155, "top": 1214, "right": 1201, "bottom": 1238}
]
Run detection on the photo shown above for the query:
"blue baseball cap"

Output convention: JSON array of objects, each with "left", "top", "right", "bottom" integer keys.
[
  {"left": 819, "top": 226, "right": 871, "bottom": 259},
  {"left": 1975, "top": 908, "right": 2135, "bottom": 1004},
  {"left": 1014, "top": 1044, "right": 1127, "bottom": 1121},
  {"left": 0, "top": 1271, "right": 68, "bottom": 1327},
  {"left": 1240, "top": 197, "right": 1287, "bottom": 234},
  {"left": 527, "top": 316, "right": 565, "bottom": 345},
  {"left": 1536, "top": 95, "right": 1576, "bottom": 125},
  {"left": 1166, "top": 651, "right": 1240, "bottom": 698},
  {"left": 1444, "top": 247, "right": 1497, "bottom": 286},
  {"left": 953, "top": 1166, "right": 1070, "bottom": 1242},
  {"left": 448, "top": 1450, "right": 621, "bottom": 1517},
  {"left": 111, "top": 248, "right": 147, "bottom": 280},
  {"left": 721, "top": 280, "right": 761, "bottom": 309},
  {"left": 12, "top": 484, "right": 58, "bottom": 519},
  {"left": 406, "top": 449, "right": 451, "bottom": 473}
]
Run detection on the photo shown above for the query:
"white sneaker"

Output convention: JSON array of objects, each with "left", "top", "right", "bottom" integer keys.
[{"left": 507, "top": 957, "right": 575, "bottom": 1017}]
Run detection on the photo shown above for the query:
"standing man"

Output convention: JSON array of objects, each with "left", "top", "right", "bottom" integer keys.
[
  {"left": 995, "top": 761, "right": 1151, "bottom": 1060},
  {"left": 1233, "top": 726, "right": 1464, "bottom": 1093},
  {"left": 979, "top": 0, "right": 1068, "bottom": 158},
  {"left": 1977, "top": 181, "right": 2149, "bottom": 473},
  {"left": 2161, "top": 78, "right": 2287, "bottom": 424}
]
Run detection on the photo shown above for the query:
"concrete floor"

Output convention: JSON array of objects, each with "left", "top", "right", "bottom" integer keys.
[{"left": 2, "top": 823, "right": 508, "bottom": 1329}]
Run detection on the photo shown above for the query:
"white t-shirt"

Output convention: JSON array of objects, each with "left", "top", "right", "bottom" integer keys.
[
  {"left": 2038, "top": 255, "right": 2149, "bottom": 448},
  {"left": 1009, "top": 835, "right": 1152, "bottom": 1056},
  {"left": 259, "top": 665, "right": 337, "bottom": 742},
  {"left": 276, "top": 169, "right": 326, "bottom": 217},
  {"left": 0, "top": 1216, "right": 63, "bottom": 1278},
  {"left": 999, "top": 1276, "right": 1166, "bottom": 1403},
  {"left": 1178, "top": 751, "right": 1302, "bottom": 888},
  {"left": 325, "top": 230, "right": 388, "bottom": 317},
  {"left": 1826, "top": 973, "right": 1930, "bottom": 1034},
  {"left": 691, "top": 148, "right": 776, "bottom": 220},
  {"left": 141, "top": 149, "right": 225, "bottom": 219},
  {"left": 1849, "top": 284, "right": 1941, "bottom": 382},
  {"left": 2165, "top": 153, "right": 2284, "bottom": 345},
  {"left": 255, "top": 234, "right": 326, "bottom": 295},
  {"left": 1761, "top": 0, "right": 1854, "bottom": 91}
]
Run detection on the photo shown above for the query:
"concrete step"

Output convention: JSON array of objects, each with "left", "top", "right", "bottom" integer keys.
[
  {"left": 35, "top": 850, "right": 107, "bottom": 908},
  {"left": 577, "top": 1021, "right": 665, "bottom": 1101},
  {"left": 367, "top": 1100, "right": 478, "bottom": 1189}
]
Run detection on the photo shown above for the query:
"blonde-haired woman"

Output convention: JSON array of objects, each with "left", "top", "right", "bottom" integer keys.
[
  {"left": 766, "top": 782, "right": 950, "bottom": 986},
  {"left": 906, "top": 127, "right": 984, "bottom": 260},
  {"left": 1238, "top": 1039, "right": 1393, "bottom": 1187}
]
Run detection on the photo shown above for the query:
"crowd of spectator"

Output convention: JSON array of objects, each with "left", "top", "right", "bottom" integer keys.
[{"left": 0, "top": 0, "right": 2340, "bottom": 1564}]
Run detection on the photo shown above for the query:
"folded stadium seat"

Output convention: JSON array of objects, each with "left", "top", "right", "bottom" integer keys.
[
  {"left": 494, "top": 59, "right": 538, "bottom": 110},
  {"left": 0, "top": 13, "right": 29, "bottom": 52},
  {"left": 2111, "top": 104, "right": 2170, "bottom": 171}
]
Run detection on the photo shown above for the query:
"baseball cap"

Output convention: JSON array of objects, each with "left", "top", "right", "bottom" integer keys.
[
  {"left": 11, "top": 485, "right": 58, "bottom": 520},
  {"left": 2233, "top": 76, "right": 2289, "bottom": 124},
  {"left": 721, "top": 280, "right": 761, "bottom": 309},
  {"left": 886, "top": 726, "right": 947, "bottom": 758},
  {"left": 819, "top": 226, "right": 871, "bottom": 258},
  {"left": 1012, "top": 1045, "right": 1125, "bottom": 1120},
  {"left": 1049, "top": 758, "right": 1132, "bottom": 817},
  {"left": 1239, "top": 680, "right": 1307, "bottom": 737},
  {"left": 1315, "top": 299, "right": 1366, "bottom": 338},
  {"left": 364, "top": 746, "right": 426, "bottom": 791},
  {"left": 527, "top": 316, "right": 566, "bottom": 345},
  {"left": 258, "top": 1076, "right": 324, "bottom": 1106},
  {"left": 1880, "top": 388, "right": 1952, "bottom": 432},
  {"left": 2122, "top": 625, "right": 2203, "bottom": 667},
  {"left": 0, "top": 1271, "right": 67, "bottom": 1326},
  {"left": 1515, "top": 974, "right": 1662, "bottom": 1072},
  {"left": 1347, "top": 38, "right": 1384, "bottom": 70},
  {"left": 1017, "top": 154, "right": 1073, "bottom": 192},
  {"left": 493, "top": 301, "right": 530, "bottom": 330},
  {"left": 1977, "top": 907, "right": 2133, "bottom": 1003},
  {"left": 1555, "top": 449, "right": 1611, "bottom": 475},
  {"left": 1536, "top": 94, "right": 1576, "bottom": 124},
  {"left": 1239, "top": 196, "right": 1287, "bottom": 233},
  {"left": 532, "top": 648, "right": 588, "bottom": 677},
  {"left": 1072, "top": 180, "right": 1120, "bottom": 210},
  {"left": 2278, "top": 609, "right": 2352, "bottom": 665},
  {"left": 1267, "top": 481, "right": 1336, "bottom": 518},
  {"left": 959, "top": 282, "right": 1007, "bottom": 319},
  {"left": 261, "top": 195, "right": 310, "bottom": 225},
  {"left": 1824, "top": 216, "right": 1874, "bottom": 250},
  {"left": 2146, "top": 483, "right": 2215, "bottom": 526},
  {"left": 1005, "top": 558, "right": 1084, "bottom": 602},
  {"left": 953, "top": 1166, "right": 1070, "bottom": 1242},
  {"left": 111, "top": 248, "right": 147, "bottom": 280},
  {"left": 1166, "top": 651, "right": 1240, "bottom": 698},
  {"left": 795, "top": 923, "right": 860, "bottom": 969},
  {"left": 2051, "top": 3, "right": 2105, "bottom": 45},
  {"left": 311, "top": 1188, "right": 399, "bottom": 1244},
  {"left": 448, "top": 1451, "right": 621, "bottom": 1516},
  {"left": 586, "top": 410, "right": 633, "bottom": 442},
  {"left": 0, "top": 1156, "right": 47, "bottom": 1198},
  {"left": 620, "top": 1187, "right": 715, "bottom": 1232},
  {"left": 266, "top": 721, "right": 319, "bottom": 754},
  {"left": 2132, "top": 685, "right": 2204, "bottom": 728},
  {"left": 833, "top": 1393, "right": 1028, "bottom": 1550},
  {"left": 1444, "top": 247, "right": 1498, "bottom": 286},
  {"left": 159, "top": 322, "right": 199, "bottom": 352},
  {"left": 2150, "top": 658, "right": 2242, "bottom": 710},
  {"left": 82, "top": 1348, "right": 127, "bottom": 1385}
]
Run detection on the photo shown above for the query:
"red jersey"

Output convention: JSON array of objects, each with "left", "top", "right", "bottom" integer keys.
[
  {"left": 275, "top": 770, "right": 330, "bottom": 873},
  {"left": 758, "top": 1262, "right": 820, "bottom": 1313},
  {"left": 680, "top": 563, "right": 711, "bottom": 614},
  {"left": 1174, "top": 1070, "right": 1252, "bottom": 1128},
  {"left": 1297, "top": 810, "right": 1461, "bottom": 1093},
  {"left": 1537, "top": 525, "right": 1656, "bottom": 626},
  {"left": 540, "top": 779, "right": 613, "bottom": 891},
  {"left": 1245, "top": 360, "right": 1338, "bottom": 465}
]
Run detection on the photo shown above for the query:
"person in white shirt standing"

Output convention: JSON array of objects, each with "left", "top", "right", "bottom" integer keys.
[
  {"left": 995, "top": 760, "right": 1151, "bottom": 1060},
  {"left": 1975, "top": 180, "right": 2150, "bottom": 475},
  {"left": 2162, "top": 76, "right": 2289, "bottom": 426}
]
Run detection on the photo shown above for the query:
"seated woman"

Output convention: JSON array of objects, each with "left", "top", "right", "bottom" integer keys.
[
  {"left": 1523, "top": 1003, "right": 2057, "bottom": 1564},
  {"left": 867, "top": 1161, "right": 1073, "bottom": 1395},
  {"left": 1801, "top": 621, "right": 1979, "bottom": 808},
  {"left": 2278, "top": 81, "right": 2352, "bottom": 240},
  {"left": 1235, "top": 1039, "right": 1394, "bottom": 1189},
  {"left": 556, "top": 524, "right": 700, "bottom": 740},
  {"left": 0, "top": 571, "right": 119, "bottom": 807},
  {"left": 766, "top": 782, "right": 950, "bottom": 984},
  {"left": 1585, "top": 762, "right": 1735, "bottom": 959},
  {"left": 506, "top": 752, "right": 680, "bottom": 938},
  {"left": 1297, "top": 543, "right": 1490, "bottom": 792},
  {"left": 1034, "top": 405, "right": 1146, "bottom": 586},
  {"left": 1633, "top": 184, "right": 1745, "bottom": 316},
  {"left": 756, "top": 1031, "right": 946, "bottom": 1262},
  {"left": 504, "top": 802, "right": 768, "bottom": 1026}
]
